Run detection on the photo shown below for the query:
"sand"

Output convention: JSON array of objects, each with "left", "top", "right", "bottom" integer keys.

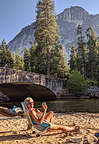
[{"left": 0, "top": 113, "right": 99, "bottom": 144}]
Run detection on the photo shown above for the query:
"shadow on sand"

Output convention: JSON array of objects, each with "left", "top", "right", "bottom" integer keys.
[{"left": 0, "top": 130, "right": 65, "bottom": 142}]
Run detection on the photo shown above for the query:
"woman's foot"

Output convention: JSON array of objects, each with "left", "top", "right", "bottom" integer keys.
[
  {"left": 73, "top": 125, "right": 80, "bottom": 133},
  {"left": 67, "top": 125, "right": 80, "bottom": 132}
]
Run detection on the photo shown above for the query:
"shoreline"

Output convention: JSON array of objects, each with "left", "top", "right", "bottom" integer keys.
[
  {"left": 0, "top": 112, "right": 99, "bottom": 143},
  {"left": 0, "top": 96, "right": 99, "bottom": 103}
]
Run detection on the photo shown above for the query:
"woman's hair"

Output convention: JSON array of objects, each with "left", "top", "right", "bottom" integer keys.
[{"left": 24, "top": 97, "right": 34, "bottom": 105}]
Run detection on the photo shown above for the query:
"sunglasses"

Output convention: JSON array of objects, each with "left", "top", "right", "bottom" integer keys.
[{"left": 28, "top": 102, "right": 34, "bottom": 105}]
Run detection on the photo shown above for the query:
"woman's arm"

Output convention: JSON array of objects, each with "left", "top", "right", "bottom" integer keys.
[
  {"left": 35, "top": 109, "right": 42, "bottom": 115},
  {"left": 30, "top": 104, "right": 47, "bottom": 125}
]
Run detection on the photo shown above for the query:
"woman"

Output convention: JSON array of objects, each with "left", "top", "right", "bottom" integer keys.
[{"left": 24, "top": 97, "right": 79, "bottom": 132}]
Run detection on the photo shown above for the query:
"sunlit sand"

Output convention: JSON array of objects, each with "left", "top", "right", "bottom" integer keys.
[{"left": 0, "top": 113, "right": 99, "bottom": 143}]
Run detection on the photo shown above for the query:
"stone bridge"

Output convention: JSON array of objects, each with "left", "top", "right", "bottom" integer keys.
[{"left": 0, "top": 67, "right": 67, "bottom": 101}]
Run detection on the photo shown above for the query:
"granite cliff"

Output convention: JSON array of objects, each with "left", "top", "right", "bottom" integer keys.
[{"left": 8, "top": 6, "right": 99, "bottom": 57}]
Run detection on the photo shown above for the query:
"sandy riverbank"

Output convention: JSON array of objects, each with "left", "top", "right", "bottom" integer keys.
[{"left": 0, "top": 113, "right": 99, "bottom": 144}]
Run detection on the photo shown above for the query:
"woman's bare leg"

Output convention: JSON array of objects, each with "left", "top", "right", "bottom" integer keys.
[
  {"left": 45, "top": 111, "right": 79, "bottom": 133},
  {"left": 45, "top": 111, "right": 54, "bottom": 123},
  {"left": 47, "top": 124, "right": 78, "bottom": 132}
]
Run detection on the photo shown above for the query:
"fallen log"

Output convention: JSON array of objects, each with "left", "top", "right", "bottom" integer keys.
[{"left": 0, "top": 106, "right": 24, "bottom": 117}]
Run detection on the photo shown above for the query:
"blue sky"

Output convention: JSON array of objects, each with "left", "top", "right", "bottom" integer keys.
[{"left": 0, "top": 0, "right": 99, "bottom": 44}]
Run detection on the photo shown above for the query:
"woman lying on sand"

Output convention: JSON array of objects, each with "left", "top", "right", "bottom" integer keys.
[{"left": 24, "top": 97, "right": 79, "bottom": 133}]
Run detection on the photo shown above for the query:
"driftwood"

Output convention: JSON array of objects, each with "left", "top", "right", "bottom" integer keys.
[{"left": 0, "top": 106, "right": 25, "bottom": 117}]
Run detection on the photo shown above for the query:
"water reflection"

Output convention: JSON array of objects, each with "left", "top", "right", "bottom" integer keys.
[{"left": 0, "top": 99, "right": 99, "bottom": 113}]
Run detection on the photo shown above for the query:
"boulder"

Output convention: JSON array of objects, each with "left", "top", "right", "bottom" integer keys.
[
  {"left": 0, "top": 92, "right": 10, "bottom": 102},
  {"left": 88, "top": 86, "right": 99, "bottom": 98}
]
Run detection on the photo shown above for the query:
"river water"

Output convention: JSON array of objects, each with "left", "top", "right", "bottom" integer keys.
[{"left": 0, "top": 99, "right": 99, "bottom": 113}]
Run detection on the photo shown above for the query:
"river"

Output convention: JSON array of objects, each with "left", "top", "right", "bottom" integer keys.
[{"left": 0, "top": 98, "right": 99, "bottom": 113}]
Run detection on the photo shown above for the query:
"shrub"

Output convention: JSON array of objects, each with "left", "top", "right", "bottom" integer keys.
[{"left": 67, "top": 70, "right": 89, "bottom": 94}]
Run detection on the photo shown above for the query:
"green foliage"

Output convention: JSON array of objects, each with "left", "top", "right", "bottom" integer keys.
[
  {"left": 76, "top": 25, "right": 88, "bottom": 77},
  {"left": 67, "top": 70, "right": 89, "bottom": 94},
  {"left": 0, "top": 40, "right": 14, "bottom": 68},
  {"left": 30, "top": 43, "right": 42, "bottom": 73},
  {"left": 0, "top": 40, "right": 24, "bottom": 70},
  {"left": 69, "top": 44, "right": 77, "bottom": 71},
  {"left": 75, "top": 25, "right": 99, "bottom": 83},
  {"left": 0, "top": 40, "right": 8, "bottom": 67},
  {"left": 14, "top": 49, "right": 24, "bottom": 70},
  {"left": 86, "top": 26, "right": 99, "bottom": 80},
  {"left": 87, "top": 79, "right": 98, "bottom": 87},
  {"left": 49, "top": 42, "right": 69, "bottom": 78},
  {"left": 7, "top": 50, "right": 14, "bottom": 68},
  {"left": 24, "top": 48, "right": 31, "bottom": 71},
  {"left": 34, "top": 0, "right": 60, "bottom": 76}
]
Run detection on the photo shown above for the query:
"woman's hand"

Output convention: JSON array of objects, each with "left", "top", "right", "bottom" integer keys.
[{"left": 42, "top": 103, "right": 47, "bottom": 111}]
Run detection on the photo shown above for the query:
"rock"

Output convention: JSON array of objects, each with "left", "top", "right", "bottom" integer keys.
[
  {"left": 8, "top": 6, "right": 99, "bottom": 59},
  {"left": 88, "top": 86, "right": 99, "bottom": 98},
  {"left": 0, "top": 92, "right": 10, "bottom": 102}
]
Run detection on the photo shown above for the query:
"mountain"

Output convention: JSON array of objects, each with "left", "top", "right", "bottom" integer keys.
[{"left": 8, "top": 6, "right": 99, "bottom": 58}]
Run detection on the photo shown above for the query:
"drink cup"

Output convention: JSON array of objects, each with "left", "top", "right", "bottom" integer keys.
[{"left": 42, "top": 102, "right": 46, "bottom": 106}]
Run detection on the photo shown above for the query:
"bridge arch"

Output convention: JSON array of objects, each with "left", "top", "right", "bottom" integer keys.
[
  {"left": 0, "top": 67, "right": 67, "bottom": 101},
  {"left": 0, "top": 82, "right": 56, "bottom": 102}
]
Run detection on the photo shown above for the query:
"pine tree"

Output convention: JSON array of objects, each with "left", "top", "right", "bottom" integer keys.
[
  {"left": 57, "top": 46, "right": 69, "bottom": 78},
  {"left": 0, "top": 40, "right": 8, "bottom": 67},
  {"left": 24, "top": 48, "right": 30, "bottom": 71},
  {"left": 30, "top": 43, "right": 38, "bottom": 72},
  {"left": 96, "top": 42, "right": 99, "bottom": 84},
  {"left": 77, "top": 25, "right": 84, "bottom": 75},
  {"left": 34, "top": 0, "right": 59, "bottom": 76},
  {"left": 0, "top": 40, "right": 15, "bottom": 68},
  {"left": 7, "top": 50, "right": 14, "bottom": 68},
  {"left": 86, "top": 26, "right": 99, "bottom": 80},
  {"left": 69, "top": 44, "right": 77, "bottom": 71},
  {"left": 14, "top": 49, "right": 24, "bottom": 70},
  {"left": 81, "top": 42, "right": 88, "bottom": 77},
  {"left": 76, "top": 25, "right": 87, "bottom": 77},
  {"left": 48, "top": 40, "right": 69, "bottom": 78}
]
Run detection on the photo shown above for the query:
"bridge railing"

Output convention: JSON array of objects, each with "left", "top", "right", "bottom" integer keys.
[
  {"left": 0, "top": 67, "right": 67, "bottom": 96},
  {"left": 0, "top": 67, "right": 47, "bottom": 85}
]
